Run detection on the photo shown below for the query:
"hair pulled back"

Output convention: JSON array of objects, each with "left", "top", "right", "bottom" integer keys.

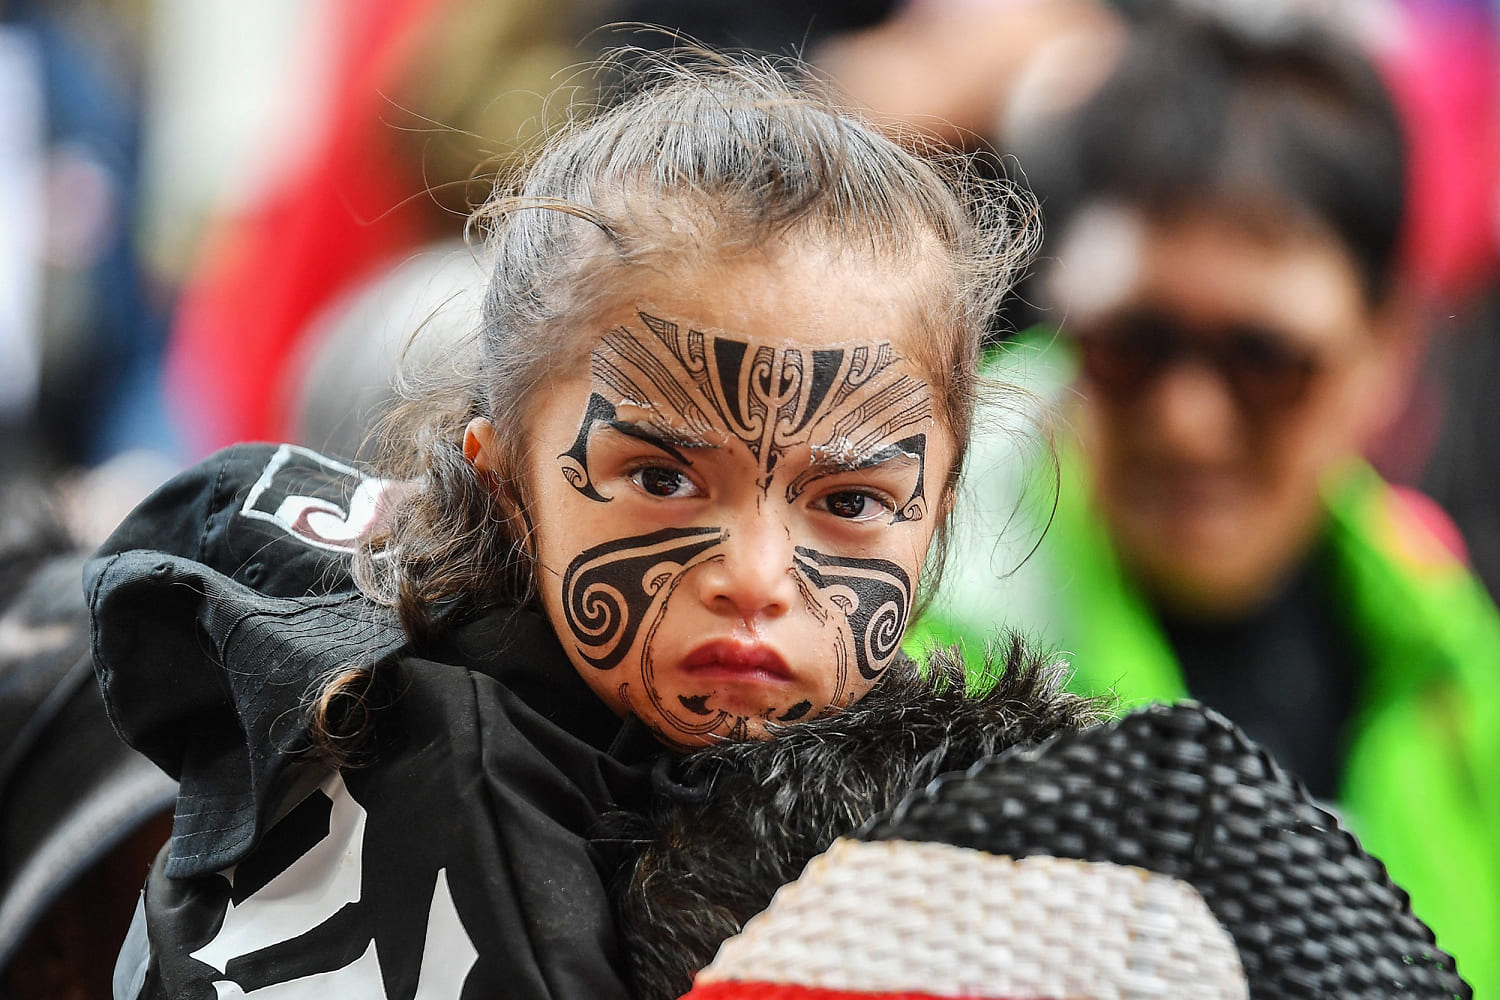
[{"left": 356, "top": 49, "right": 1038, "bottom": 641}]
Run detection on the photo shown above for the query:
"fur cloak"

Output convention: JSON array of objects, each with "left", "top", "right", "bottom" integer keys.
[{"left": 609, "top": 635, "right": 1105, "bottom": 1000}]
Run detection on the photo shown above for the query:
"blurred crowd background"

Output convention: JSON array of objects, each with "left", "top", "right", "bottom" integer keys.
[
  {"left": 3, "top": 0, "right": 1499, "bottom": 996},
  {"left": 2, "top": 0, "right": 1497, "bottom": 566}
]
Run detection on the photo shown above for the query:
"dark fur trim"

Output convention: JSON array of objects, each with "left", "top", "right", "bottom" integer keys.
[{"left": 608, "top": 634, "right": 1106, "bottom": 1000}]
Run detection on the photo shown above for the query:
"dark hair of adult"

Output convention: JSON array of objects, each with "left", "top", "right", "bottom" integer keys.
[{"left": 1035, "top": 11, "right": 1407, "bottom": 305}]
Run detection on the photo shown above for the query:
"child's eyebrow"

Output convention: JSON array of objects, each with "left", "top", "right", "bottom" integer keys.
[
  {"left": 806, "top": 438, "right": 922, "bottom": 477},
  {"left": 599, "top": 419, "right": 716, "bottom": 464}
]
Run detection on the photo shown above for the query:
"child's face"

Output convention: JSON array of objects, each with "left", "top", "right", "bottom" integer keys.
[{"left": 478, "top": 245, "right": 955, "bottom": 748}]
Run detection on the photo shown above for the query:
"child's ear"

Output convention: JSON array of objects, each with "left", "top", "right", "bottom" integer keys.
[
  {"left": 941, "top": 484, "right": 958, "bottom": 519},
  {"left": 935, "top": 482, "right": 958, "bottom": 524},
  {"left": 464, "top": 418, "right": 503, "bottom": 479},
  {"left": 465, "top": 417, "right": 530, "bottom": 547}
]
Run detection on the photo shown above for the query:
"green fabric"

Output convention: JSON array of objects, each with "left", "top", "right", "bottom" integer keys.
[
  {"left": 911, "top": 351, "right": 1500, "bottom": 996},
  {"left": 1319, "top": 466, "right": 1500, "bottom": 999}
]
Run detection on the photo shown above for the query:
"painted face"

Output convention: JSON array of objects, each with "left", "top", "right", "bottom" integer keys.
[
  {"left": 1052, "top": 205, "right": 1403, "bottom": 618},
  {"left": 502, "top": 247, "right": 953, "bottom": 749}
]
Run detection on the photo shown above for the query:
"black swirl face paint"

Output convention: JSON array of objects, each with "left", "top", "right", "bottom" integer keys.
[
  {"left": 559, "top": 392, "right": 698, "bottom": 503},
  {"left": 775, "top": 700, "right": 814, "bottom": 722},
  {"left": 557, "top": 393, "right": 619, "bottom": 501},
  {"left": 562, "top": 312, "right": 932, "bottom": 509},
  {"left": 791, "top": 547, "right": 913, "bottom": 681},
  {"left": 628, "top": 577, "right": 847, "bottom": 743},
  {"left": 560, "top": 526, "right": 724, "bottom": 671},
  {"left": 786, "top": 433, "right": 930, "bottom": 523},
  {"left": 541, "top": 307, "right": 940, "bottom": 746}
]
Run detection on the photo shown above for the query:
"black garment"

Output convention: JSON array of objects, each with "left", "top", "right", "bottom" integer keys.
[
  {"left": 1163, "top": 551, "right": 1359, "bottom": 801},
  {"left": 1, "top": 545, "right": 174, "bottom": 995},
  {"left": 86, "top": 444, "right": 664, "bottom": 1000},
  {"left": 85, "top": 444, "right": 1103, "bottom": 1000}
]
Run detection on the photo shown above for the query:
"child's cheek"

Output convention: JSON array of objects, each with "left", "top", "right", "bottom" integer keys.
[
  {"left": 556, "top": 527, "right": 725, "bottom": 672},
  {"left": 790, "top": 546, "right": 914, "bottom": 684}
]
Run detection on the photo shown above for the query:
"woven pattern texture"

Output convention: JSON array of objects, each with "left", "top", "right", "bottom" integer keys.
[
  {"left": 699, "top": 842, "right": 1247, "bottom": 998},
  {"left": 859, "top": 701, "right": 1471, "bottom": 999}
]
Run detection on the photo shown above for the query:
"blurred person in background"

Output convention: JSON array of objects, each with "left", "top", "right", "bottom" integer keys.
[
  {"left": 823, "top": 0, "right": 1500, "bottom": 598},
  {"left": 0, "top": 5, "right": 183, "bottom": 995},
  {"left": 0, "top": 0, "right": 180, "bottom": 575},
  {"left": 0, "top": 0, "right": 174, "bottom": 471},
  {"left": 903, "top": 9, "right": 1500, "bottom": 993}
]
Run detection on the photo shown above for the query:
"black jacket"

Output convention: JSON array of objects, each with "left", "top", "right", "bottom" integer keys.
[
  {"left": 86, "top": 444, "right": 665, "bottom": 1000},
  {"left": 86, "top": 444, "right": 1102, "bottom": 1000}
]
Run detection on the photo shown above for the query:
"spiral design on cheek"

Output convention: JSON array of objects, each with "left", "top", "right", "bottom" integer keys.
[
  {"left": 792, "top": 547, "right": 912, "bottom": 682},
  {"left": 863, "top": 596, "right": 906, "bottom": 671},
  {"left": 560, "top": 527, "right": 724, "bottom": 672},
  {"left": 573, "top": 581, "right": 624, "bottom": 643}
]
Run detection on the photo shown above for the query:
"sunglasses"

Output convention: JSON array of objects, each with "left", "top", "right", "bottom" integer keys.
[{"left": 1068, "top": 308, "right": 1329, "bottom": 412}]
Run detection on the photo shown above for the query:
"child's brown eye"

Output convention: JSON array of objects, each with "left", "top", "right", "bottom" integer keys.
[
  {"left": 819, "top": 490, "right": 886, "bottom": 520},
  {"left": 633, "top": 466, "right": 695, "bottom": 498}
]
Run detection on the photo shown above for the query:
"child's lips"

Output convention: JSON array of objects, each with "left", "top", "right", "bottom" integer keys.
[{"left": 680, "top": 640, "right": 793, "bottom": 683}]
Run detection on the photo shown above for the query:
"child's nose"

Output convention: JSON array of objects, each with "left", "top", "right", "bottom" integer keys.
[{"left": 695, "top": 513, "right": 799, "bottom": 620}]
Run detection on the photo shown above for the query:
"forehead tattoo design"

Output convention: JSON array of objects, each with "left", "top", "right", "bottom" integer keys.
[{"left": 555, "top": 311, "right": 932, "bottom": 744}]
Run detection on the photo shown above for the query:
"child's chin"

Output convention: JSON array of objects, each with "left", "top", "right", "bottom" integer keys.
[{"left": 643, "top": 705, "right": 823, "bottom": 751}]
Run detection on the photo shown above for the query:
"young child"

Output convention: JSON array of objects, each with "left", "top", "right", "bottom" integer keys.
[{"left": 84, "top": 53, "right": 1085, "bottom": 1000}]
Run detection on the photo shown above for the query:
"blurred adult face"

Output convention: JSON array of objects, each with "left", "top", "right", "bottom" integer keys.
[
  {"left": 471, "top": 244, "right": 953, "bottom": 748},
  {"left": 1053, "top": 204, "right": 1403, "bottom": 618}
]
